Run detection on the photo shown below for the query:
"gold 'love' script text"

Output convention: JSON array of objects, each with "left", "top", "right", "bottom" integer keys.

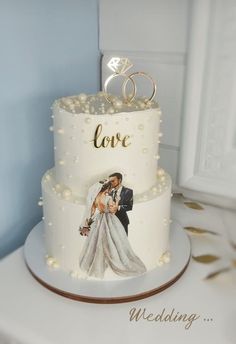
[{"left": 92, "top": 124, "right": 131, "bottom": 148}]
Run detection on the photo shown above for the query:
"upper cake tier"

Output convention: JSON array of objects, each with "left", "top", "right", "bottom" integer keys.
[{"left": 52, "top": 93, "right": 162, "bottom": 198}]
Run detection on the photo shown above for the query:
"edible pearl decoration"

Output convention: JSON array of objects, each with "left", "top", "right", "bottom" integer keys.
[
  {"left": 157, "top": 168, "right": 165, "bottom": 177},
  {"left": 62, "top": 189, "right": 72, "bottom": 199},
  {"left": 142, "top": 148, "right": 148, "bottom": 153},
  {"left": 78, "top": 93, "right": 87, "bottom": 102},
  {"left": 157, "top": 251, "right": 171, "bottom": 266},
  {"left": 160, "top": 175, "right": 166, "bottom": 182},
  {"left": 48, "top": 222, "right": 53, "bottom": 226},
  {"left": 49, "top": 126, "right": 54, "bottom": 132},
  {"left": 52, "top": 261, "right": 59, "bottom": 269},
  {"left": 45, "top": 174, "right": 51, "bottom": 181},
  {"left": 57, "top": 128, "right": 64, "bottom": 134},
  {"left": 38, "top": 201, "right": 43, "bottom": 206},
  {"left": 163, "top": 218, "right": 168, "bottom": 225},
  {"left": 113, "top": 99, "right": 123, "bottom": 109},
  {"left": 46, "top": 257, "right": 54, "bottom": 266},
  {"left": 55, "top": 184, "right": 61, "bottom": 190},
  {"left": 163, "top": 255, "right": 170, "bottom": 263},
  {"left": 58, "top": 159, "right": 65, "bottom": 165}
]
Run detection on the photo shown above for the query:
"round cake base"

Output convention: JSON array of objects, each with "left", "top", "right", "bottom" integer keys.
[{"left": 24, "top": 221, "right": 191, "bottom": 304}]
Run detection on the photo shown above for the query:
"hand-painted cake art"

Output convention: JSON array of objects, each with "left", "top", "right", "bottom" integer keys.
[{"left": 40, "top": 58, "right": 172, "bottom": 280}]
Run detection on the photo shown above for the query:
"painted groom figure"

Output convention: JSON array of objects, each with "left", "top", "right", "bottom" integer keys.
[{"left": 108, "top": 172, "right": 133, "bottom": 235}]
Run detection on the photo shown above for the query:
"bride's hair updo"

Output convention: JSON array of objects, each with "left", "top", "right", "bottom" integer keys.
[{"left": 100, "top": 181, "right": 111, "bottom": 193}]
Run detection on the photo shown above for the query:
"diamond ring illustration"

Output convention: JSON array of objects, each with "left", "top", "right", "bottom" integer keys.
[{"left": 104, "top": 57, "right": 157, "bottom": 104}]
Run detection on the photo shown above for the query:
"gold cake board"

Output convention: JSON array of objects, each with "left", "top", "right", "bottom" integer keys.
[{"left": 24, "top": 222, "right": 191, "bottom": 304}]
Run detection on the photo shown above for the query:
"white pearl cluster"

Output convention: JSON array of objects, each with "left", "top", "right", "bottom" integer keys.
[
  {"left": 38, "top": 196, "right": 43, "bottom": 206},
  {"left": 43, "top": 171, "right": 83, "bottom": 205},
  {"left": 44, "top": 173, "right": 51, "bottom": 181},
  {"left": 54, "top": 93, "right": 159, "bottom": 116},
  {"left": 45, "top": 255, "right": 60, "bottom": 269},
  {"left": 134, "top": 169, "right": 170, "bottom": 203},
  {"left": 163, "top": 217, "right": 172, "bottom": 226},
  {"left": 157, "top": 251, "right": 171, "bottom": 266},
  {"left": 57, "top": 128, "right": 64, "bottom": 134}
]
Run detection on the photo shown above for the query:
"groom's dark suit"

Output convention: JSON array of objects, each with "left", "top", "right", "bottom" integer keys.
[{"left": 111, "top": 186, "right": 133, "bottom": 235}]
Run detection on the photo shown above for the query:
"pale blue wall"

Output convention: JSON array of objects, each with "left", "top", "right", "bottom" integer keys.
[{"left": 0, "top": 0, "right": 100, "bottom": 258}]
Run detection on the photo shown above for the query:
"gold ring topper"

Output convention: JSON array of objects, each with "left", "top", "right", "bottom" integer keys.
[{"left": 104, "top": 57, "right": 157, "bottom": 104}]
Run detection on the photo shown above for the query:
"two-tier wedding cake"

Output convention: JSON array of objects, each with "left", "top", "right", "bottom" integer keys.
[{"left": 40, "top": 58, "right": 172, "bottom": 281}]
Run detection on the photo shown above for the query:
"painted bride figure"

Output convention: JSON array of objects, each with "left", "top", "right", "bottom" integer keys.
[{"left": 79, "top": 180, "right": 146, "bottom": 279}]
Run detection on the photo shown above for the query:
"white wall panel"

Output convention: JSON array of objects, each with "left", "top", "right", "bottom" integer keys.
[
  {"left": 100, "top": 0, "right": 190, "bottom": 53},
  {"left": 178, "top": 0, "right": 236, "bottom": 207}
]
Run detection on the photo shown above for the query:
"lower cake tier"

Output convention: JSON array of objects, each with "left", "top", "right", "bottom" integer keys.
[{"left": 41, "top": 169, "right": 172, "bottom": 280}]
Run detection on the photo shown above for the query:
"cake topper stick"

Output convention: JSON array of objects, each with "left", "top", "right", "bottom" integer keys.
[{"left": 104, "top": 57, "right": 157, "bottom": 104}]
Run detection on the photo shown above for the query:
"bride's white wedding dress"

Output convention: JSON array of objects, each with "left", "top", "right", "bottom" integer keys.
[{"left": 79, "top": 183, "right": 146, "bottom": 279}]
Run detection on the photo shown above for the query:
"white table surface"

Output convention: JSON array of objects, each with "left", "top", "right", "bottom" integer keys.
[{"left": 0, "top": 196, "right": 235, "bottom": 344}]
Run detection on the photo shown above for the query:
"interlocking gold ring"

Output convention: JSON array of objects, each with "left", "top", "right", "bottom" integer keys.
[
  {"left": 122, "top": 72, "right": 157, "bottom": 103},
  {"left": 104, "top": 73, "right": 136, "bottom": 103}
]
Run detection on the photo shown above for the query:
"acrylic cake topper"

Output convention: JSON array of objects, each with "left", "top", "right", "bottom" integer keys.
[{"left": 104, "top": 57, "right": 157, "bottom": 104}]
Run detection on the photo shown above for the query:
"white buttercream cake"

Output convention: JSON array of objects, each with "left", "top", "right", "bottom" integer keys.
[{"left": 41, "top": 92, "right": 172, "bottom": 280}]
